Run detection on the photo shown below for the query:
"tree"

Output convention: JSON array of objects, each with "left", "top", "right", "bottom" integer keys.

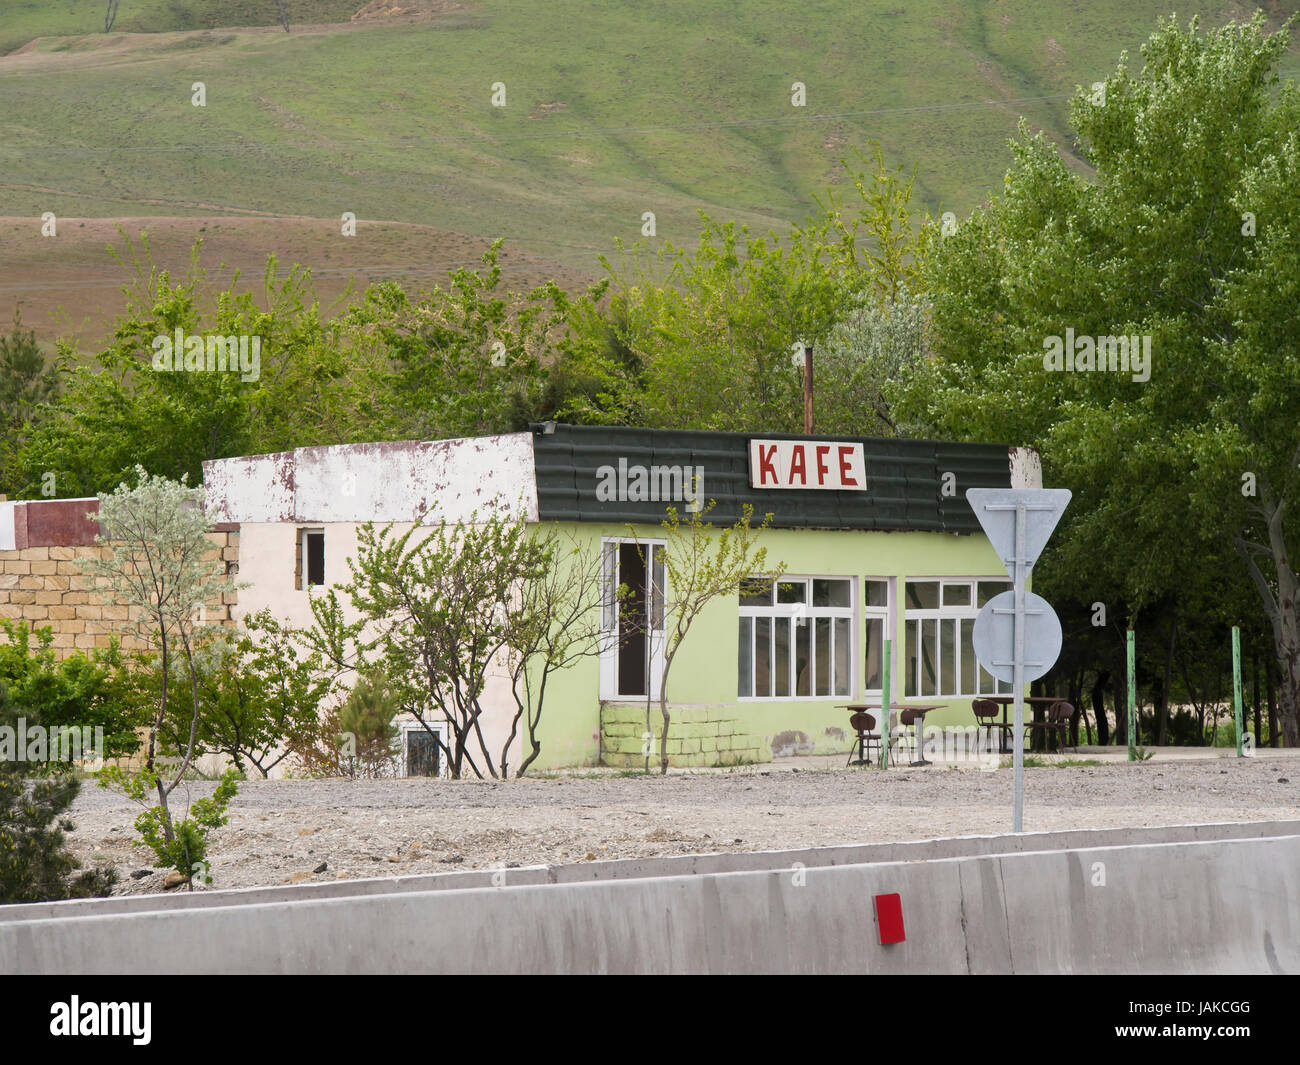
[
  {"left": 815, "top": 285, "right": 933, "bottom": 436},
  {"left": 84, "top": 467, "right": 241, "bottom": 882},
  {"left": 0, "top": 619, "right": 145, "bottom": 761},
  {"left": 283, "top": 668, "right": 402, "bottom": 780},
  {"left": 303, "top": 507, "right": 551, "bottom": 779},
  {"left": 638, "top": 503, "right": 783, "bottom": 774},
  {"left": 152, "top": 611, "right": 332, "bottom": 779},
  {"left": 5, "top": 232, "right": 386, "bottom": 499},
  {"left": 559, "top": 143, "right": 928, "bottom": 433},
  {"left": 0, "top": 680, "right": 117, "bottom": 903},
  {"left": 0, "top": 308, "right": 58, "bottom": 488},
  {"left": 346, "top": 241, "right": 598, "bottom": 441},
  {"left": 901, "top": 14, "right": 1300, "bottom": 744},
  {"left": 501, "top": 528, "right": 608, "bottom": 777}
]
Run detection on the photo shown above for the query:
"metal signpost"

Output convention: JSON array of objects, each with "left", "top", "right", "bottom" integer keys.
[
  {"left": 879, "top": 637, "right": 892, "bottom": 769},
  {"left": 967, "top": 488, "right": 1071, "bottom": 832},
  {"left": 1232, "top": 626, "right": 1245, "bottom": 757}
]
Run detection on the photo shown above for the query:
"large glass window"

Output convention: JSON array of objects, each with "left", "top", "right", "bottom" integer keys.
[
  {"left": 739, "top": 577, "right": 853, "bottom": 699},
  {"left": 904, "top": 578, "right": 1012, "bottom": 697}
]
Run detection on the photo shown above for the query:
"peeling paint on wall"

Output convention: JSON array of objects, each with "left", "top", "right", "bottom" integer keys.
[
  {"left": 1009, "top": 447, "right": 1043, "bottom": 490},
  {"left": 771, "top": 729, "right": 812, "bottom": 758},
  {"left": 203, "top": 433, "right": 539, "bottom": 525}
]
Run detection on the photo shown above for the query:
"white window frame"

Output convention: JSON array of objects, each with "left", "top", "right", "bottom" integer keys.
[
  {"left": 861, "top": 576, "right": 895, "bottom": 698},
  {"left": 599, "top": 536, "right": 667, "bottom": 702},
  {"left": 398, "top": 719, "right": 447, "bottom": 779},
  {"left": 903, "top": 577, "right": 1013, "bottom": 698},
  {"left": 738, "top": 575, "right": 855, "bottom": 701},
  {"left": 298, "top": 526, "right": 325, "bottom": 590}
]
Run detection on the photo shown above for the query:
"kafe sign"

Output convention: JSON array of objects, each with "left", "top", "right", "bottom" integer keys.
[{"left": 749, "top": 439, "right": 866, "bottom": 491}]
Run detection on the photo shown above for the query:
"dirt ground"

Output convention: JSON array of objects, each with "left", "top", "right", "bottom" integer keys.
[
  {"left": 63, "top": 751, "right": 1300, "bottom": 895},
  {"left": 0, "top": 215, "right": 597, "bottom": 350}
]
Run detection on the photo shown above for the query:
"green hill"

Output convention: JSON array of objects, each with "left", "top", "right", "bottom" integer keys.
[{"left": 2, "top": 1, "right": 1298, "bottom": 284}]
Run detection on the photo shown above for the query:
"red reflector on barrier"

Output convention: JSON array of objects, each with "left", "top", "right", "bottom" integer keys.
[{"left": 874, "top": 893, "right": 905, "bottom": 944}]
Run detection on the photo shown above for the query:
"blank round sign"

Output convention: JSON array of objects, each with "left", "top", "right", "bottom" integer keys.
[{"left": 971, "top": 590, "right": 1063, "bottom": 684}]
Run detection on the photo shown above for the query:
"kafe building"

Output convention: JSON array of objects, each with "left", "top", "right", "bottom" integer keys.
[{"left": 202, "top": 424, "right": 1041, "bottom": 775}]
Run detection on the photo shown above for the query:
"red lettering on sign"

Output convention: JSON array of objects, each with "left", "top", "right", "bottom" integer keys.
[
  {"left": 838, "top": 445, "right": 858, "bottom": 486},
  {"left": 789, "top": 446, "right": 807, "bottom": 485},
  {"left": 757, "top": 444, "right": 778, "bottom": 486},
  {"left": 815, "top": 445, "right": 831, "bottom": 485}
]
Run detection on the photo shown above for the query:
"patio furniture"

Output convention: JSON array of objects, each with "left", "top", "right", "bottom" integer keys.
[
  {"left": 971, "top": 698, "right": 1008, "bottom": 752},
  {"left": 895, "top": 707, "right": 931, "bottom": 765},
  {"left": 844, "top": 709, "right": 880, "bottom": 766},
  {"left": 1026, "top": 700, "right": 1076, "bottom": 752},
  {"left": 983, "top": 695, "right": 1062, "bottom": 752}
]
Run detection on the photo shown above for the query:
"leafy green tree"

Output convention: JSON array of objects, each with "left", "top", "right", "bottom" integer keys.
[
  {"left": 150, "top": 610, "right": 332, "bottom": 779},
  {"left": 334, "top": 671, "right": 401, "bottom": 779},
  {"left": 85, "top": 467, "right": 241, "bottom": 878},
  {"left": 560, "top": 143, "right": 928, "bottom": 433},
  {"left": 815, "top": 285, "right": 933, "bottom": 436},
  {"left": 901, "top": 14, "right": 1300, "bottom": 744},
  {"left": 109, "top": 765, "right": 239, "bottom": 886},
  {"left": 637, "top": 503, "right": 783, "bottom": 774},
  {"left": 0, "top": 620, "right": 145, "bottom": 760},
  {"left": 346, "top": 241, "right": 597, "bottom": 440},
  {"left": 0, "top": 308, "right": 58, "bottom": 492},
  {"left": 302, "top": 507, "right": 552, "bottom": 779},
  {"left": 7, "top": 233, "right": 385, "bottom": 498}
]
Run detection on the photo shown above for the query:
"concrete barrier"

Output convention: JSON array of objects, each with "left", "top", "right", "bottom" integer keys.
[
  {"left": 3, "top": 818, "right": 1296, "bottom": 922},
  {"left": 3, "top": 832, "right": 1297, "bottom": 974}
]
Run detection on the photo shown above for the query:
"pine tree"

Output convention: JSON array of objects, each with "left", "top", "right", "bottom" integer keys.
[{"left": 0, "top": 681, "right": 117, "bottom": 903}]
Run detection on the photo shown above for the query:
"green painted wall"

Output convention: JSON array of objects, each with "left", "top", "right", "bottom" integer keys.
[{"left": 524, "top": 521, "right": 1012, "bottom": 770}]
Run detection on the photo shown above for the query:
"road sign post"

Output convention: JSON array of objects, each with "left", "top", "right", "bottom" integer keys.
[
  {"left": 1232, "top": 626, "right": 1244, "bottom": 757},
  {"left": 966, "top": 488, "right": 1071, "bottom": 832},
  {"left": 1127, "top": 630, "right": 1137, "bottom": 761},
  {"left": 879, "top": 637, "right": 892, "bottom": 770}
]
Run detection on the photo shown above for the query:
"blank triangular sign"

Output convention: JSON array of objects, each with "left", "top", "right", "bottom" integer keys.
[{"left": 965, "top": 488, "right": 1072, "bottom": 580}]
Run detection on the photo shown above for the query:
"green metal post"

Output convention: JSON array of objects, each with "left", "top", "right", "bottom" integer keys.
[
  {"left": 1232, "top": 626, "right": 1245, "bottom": 757},
  {"left": 1127, "top": 630, "right": 1137, "bottom": 761},
  {"left": 880, "top": 637, "right": 891, "bottom": 770}
]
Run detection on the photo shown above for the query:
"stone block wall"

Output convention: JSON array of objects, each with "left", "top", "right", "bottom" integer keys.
[
  {"left": 0, "top": 498, "right": 239, "bottom": 659},
  {"left": 600, "top": 703, "right": 771, "bottom": 768}
]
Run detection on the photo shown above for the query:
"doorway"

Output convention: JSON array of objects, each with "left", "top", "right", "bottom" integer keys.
[{"left": 600, "top": 540, "right": 665, "bottom": 700}]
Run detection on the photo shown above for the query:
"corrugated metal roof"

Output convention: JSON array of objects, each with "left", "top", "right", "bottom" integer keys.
[{"left": 530, "top": 424, "right": 1014, "bottom": 533}]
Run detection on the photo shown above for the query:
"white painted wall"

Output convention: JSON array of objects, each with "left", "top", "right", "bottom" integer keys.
[
  {"left": 0, "top": 502, "right": 15, "bottom": 551},
  {"left": 235, "top": 520, "right": 522, "bottom": 779},
  {"left": 204, "top": 433, "right": 539, "bottom": 525},
  {"left": 202, "top": 434, "right": 540, "bottom": 779}
]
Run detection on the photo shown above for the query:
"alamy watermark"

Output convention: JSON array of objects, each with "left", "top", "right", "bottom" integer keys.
[
  {"left": 1042, "top": 328, "right": 1151, "bottom": 383},
  {"left": 0, "top": 718, "right": 104, "bottom": 766},
  {"left": 50, "top": 996, "right": 150, "bottom": 1045},
  {"left": 595, "top": 457, "right": 704, "bottom": 512},
  {"left": 151, "top": 328, "right": 262, "bottom": 382}
]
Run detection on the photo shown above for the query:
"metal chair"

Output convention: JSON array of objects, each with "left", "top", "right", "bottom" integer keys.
[
  {"left": 892, "top": 707, "right": 927, "bottom": 763},
  {"left": 1027, "top": 700, "right": 1076, "bottom": 752},
  {"left": 972, "top": 698, "right": 1007, "bottom": 752},
  {"left": 846, "top": 711, "right": 880, "bottom": 766}
]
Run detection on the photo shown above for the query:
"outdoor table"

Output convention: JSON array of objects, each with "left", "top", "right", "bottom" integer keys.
[
  {"left": 983, "top": 695, "right": 1060, "bottom": 753},
  {"left": 839, "top": 702, "right": 944, "bottom": 766}
]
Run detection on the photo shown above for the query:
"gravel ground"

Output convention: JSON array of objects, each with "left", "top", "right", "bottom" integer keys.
[{"left": 63, "top": 753, "right": 1300, "bottom": 895}]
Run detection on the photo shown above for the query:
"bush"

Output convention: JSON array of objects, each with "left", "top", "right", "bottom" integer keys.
[
  {"left": 287, "top": 671, "right": 401, "bottom": 779},
  {"left": 0, "top": 619, "right": 146, "bottom": 763},
  {"left": 0, "top": 681, "right": 117, "bottom": 903},
  {"left": 97, "top": 765, "right": 240, "bottom": 885}
]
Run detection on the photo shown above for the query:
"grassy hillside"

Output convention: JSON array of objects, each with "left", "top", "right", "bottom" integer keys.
[{"left": 2, "top": 1, "right": 1298, "bottom": 342}]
